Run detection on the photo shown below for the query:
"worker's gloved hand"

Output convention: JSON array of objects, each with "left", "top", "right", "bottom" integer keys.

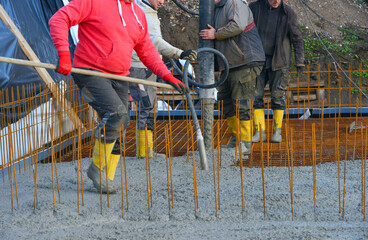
[
  {"left": 296, "top": 66, "right": 304, "bottom": 76},
  {"left": 180, "top": 50, "right": 198, "bottom": 61},
  {"left": 56, "top": 51, "right": 72, "bottom": 75},
  {"left": 163, "top": 74, "right": 189, "bottom": 94}
]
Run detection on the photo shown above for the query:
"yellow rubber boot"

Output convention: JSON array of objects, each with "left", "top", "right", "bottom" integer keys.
[
  {"left": 239, "top": 120, "right": 252, "bottom": 154},
  {"left": 226, "top": 116, "right": 238, "bottom": 136},
  {"left": 137, "top": 130, "right": 153, "bottom": 158},
  {"left": 92, "top": 139, "right": 115, "bottom": 169},
  {"left": 87, "top": 139, "right": 117, "bottom": 194},
  {"left": 270, "top": 110, "right": 284, "bottom": 143},
  {"left": 107, "top": 154, "right": 120, "bottom": 181},
  {"left": 252, "top": 109, "right": 267, "bottom": 142},
  {"left": 222, "top": 116, "right": 238, "bottom": 148}
]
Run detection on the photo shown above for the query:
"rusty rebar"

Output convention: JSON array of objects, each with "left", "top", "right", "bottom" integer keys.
[
  {"left": 190, "top": 122, "right": 198, "bottom": 215},
  {"left": 119, "top": 127, "right": 125, "bottom": 216},
  {"left": 337, "top": 121, "right": 341, "bottom": 213},
  {"left": 7, "top": 125, "right": 15, "bottom": 212},
  {"left": 363, "top": 127, "right": 367, "bottom": 220},
  {"left": 290, "top": 128, "right": 295, "bottom": 219},
  {"left": 312, "top": 123, "right": 317, "bottom": 220},
  {"left": 217, "top": 120, "right": 221, "bottom": 210},
  {"left": 212, "top": 124, "right": 218, "bottom": 215},
  {"left": 260, "top": 123, "right": 266, "bottom": 219},
  {"left": 78, "top": 127, "right": 84, "bottom": 207},
  {"left": 342, "top": 126, "right": 348, "bottom": 219},
  {"left": 145, "top": 127, "right": 151, "bottom": 216},
  {"left": 164, "top": 127, "right": 171, "bottom": 215},
  {"left": 122, "top": 124, "right": 129, "bottom": 210},
  {"left": 319, "top": 99, "right": 325, "bottom": 164},
  {"left": 98, "top": 129, "right": 103, "bottom": 215},
  {"left": 103, "top": 125, "right": 110, "bottom": 207}
]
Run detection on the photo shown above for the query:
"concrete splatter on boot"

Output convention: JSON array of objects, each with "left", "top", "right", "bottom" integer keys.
[
  {"left": 221, "top": 116, "right": 238, "bottom": 148},
  {"left": 252, "top": 109, "right": 267, "bottom": 143},
  {"left": 270, "top": 110, "right": 284, "bottom": 143},
  {"left": 87, "top": 162, "right": 117, "bottom": 194},
  {"left": 240, "top": 141, "right": 251, "bottom": 154},
  {"left": 240, "top": 120, "right": 252, "bottom": 154},
  {"left": 87, "top": 139, "right": 117, "bottom": 194}
]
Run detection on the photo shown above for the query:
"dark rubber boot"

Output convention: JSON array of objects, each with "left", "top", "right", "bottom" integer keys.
[{"left": 87, "top": 162, "right": 117, "bottom": 194}]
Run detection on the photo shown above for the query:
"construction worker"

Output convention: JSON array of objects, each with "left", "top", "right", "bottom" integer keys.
[
  {"left": 129, "top": 0, "right": 197, "bottom": 158},
  {"left": 49, "top": 0, "right": 188, "bottom": 193},
  {"left": 249, "top": 0, "right": 304, "bottom": 143},
  {"left": 200, "top": 0, "right": 265, "bottom": 154}
]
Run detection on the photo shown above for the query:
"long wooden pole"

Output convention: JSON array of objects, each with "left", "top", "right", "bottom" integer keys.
[{"left": 0, "top": 56, "right": 175, "bottom": 90}]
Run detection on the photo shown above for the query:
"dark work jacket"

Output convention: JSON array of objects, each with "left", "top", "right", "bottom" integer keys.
[
  {"left": 249, "top": 0, "right": 304, "bottom": 71},
  {"left": 214, "top": 0, "right": 265, "bottom": 71}
]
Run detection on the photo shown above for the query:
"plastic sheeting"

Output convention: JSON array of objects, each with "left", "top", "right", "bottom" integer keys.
[{"left": 0, "top": 0, "right": 75, "bottom": 129}]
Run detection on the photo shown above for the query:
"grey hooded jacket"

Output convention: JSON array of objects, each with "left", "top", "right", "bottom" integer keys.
[
  {"left": 131, "top": 0, "right": 183, "bottom": 68},
  {"left": 214, "top": 0, "right": 265, "bottom": 71}
]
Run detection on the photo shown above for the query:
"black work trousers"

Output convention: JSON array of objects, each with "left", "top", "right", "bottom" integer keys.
[
  {"left": 253, "top": 67, "right": 288, "bottom": 110},
  {"left": 72, "top": 71, "right": 129, "bottom": 146}
]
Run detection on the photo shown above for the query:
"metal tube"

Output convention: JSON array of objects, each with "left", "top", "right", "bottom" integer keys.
[{"left": 199, "top": 0, "right": 215, "bottom": 150}]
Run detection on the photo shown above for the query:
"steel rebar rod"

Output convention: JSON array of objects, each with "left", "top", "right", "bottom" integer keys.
[{"left": 164, "top": 127, "right": 171, "bottom": 215}]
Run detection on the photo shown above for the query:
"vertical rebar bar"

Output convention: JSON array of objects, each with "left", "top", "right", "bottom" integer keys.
[
  {"left": 312, "top": 123, "right": 317, "bottom": 220},
  {"left": 145, "top": 127, "right": 151, "bottom": 217},
  {"left": 211, "top": 125, "right": 218, "bottom": 215},
  {"left": 290, "top": 128, "right": 295, "bottom": 219},
  {"left": 190, "top": 123, "right": 198, "bottom": 216},
  {"left": 8, "top": 125, "right": 14, "bottom": 212},
  {"left": 260, "top": 123, "right": 266, "bottom": 219},
  {"left": 119, "top": 126, "right": 125, "bottom": 216},
  {"left": 164, "top": 127, "right": 171, "bottom": 215},
  {"left": 78, "top": 127, "right": 84, "bottom": 206},
  {"left": 123, "top": 124, "right": 129, "bottom": 210},
  {"left": 337, "top": 121, "right": 341, "bottom": 213},
  {"left": 217, "top": 120, "right": 221, "bottom": 210},
  {"left": 98, "top": 129, "right": 103, "bottom": 215},
  {"left": 342, "top": 126, "right": 348, "bottom": 219},
  {"left": 319, "top": 99, "right": 324, "bottom": 164}
]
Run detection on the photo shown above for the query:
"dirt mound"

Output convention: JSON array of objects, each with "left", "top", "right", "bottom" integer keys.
[{"left": 158, "top": 0, "right": 368, "bottom": 52}]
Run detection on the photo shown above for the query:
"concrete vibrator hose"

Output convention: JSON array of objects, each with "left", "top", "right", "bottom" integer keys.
[{"left": 170, "top": 47, "right": 229, "bottom": 170}]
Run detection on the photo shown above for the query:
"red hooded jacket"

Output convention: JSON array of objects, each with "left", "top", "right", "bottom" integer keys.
[{"left": 49, "top": 0, "right": 170, "bottom": 78}]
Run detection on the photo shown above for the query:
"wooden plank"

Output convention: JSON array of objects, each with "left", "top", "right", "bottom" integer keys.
[
  {"left": 265, "top": 80, "right": 325, "bottom": 90},
  {"left": 293, "top": 94, "right": 317, "bottom": 102}
]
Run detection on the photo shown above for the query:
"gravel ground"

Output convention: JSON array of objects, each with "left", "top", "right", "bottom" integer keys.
[{"left": 0, "top": 149, "right": 367, "bottom": 239}]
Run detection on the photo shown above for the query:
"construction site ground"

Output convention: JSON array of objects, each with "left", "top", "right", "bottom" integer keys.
[{"left": 1, "top": 145, "right": 366, "bottom": 239}]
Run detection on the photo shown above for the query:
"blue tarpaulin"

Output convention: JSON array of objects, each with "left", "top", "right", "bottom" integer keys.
[{"left": 0, "top": 0, "right": 75, "bottom": 129}]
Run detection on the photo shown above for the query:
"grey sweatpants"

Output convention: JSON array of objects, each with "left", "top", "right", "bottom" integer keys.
[{"left": 128, "top": 67, "right": 157, "bottom": 131}]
